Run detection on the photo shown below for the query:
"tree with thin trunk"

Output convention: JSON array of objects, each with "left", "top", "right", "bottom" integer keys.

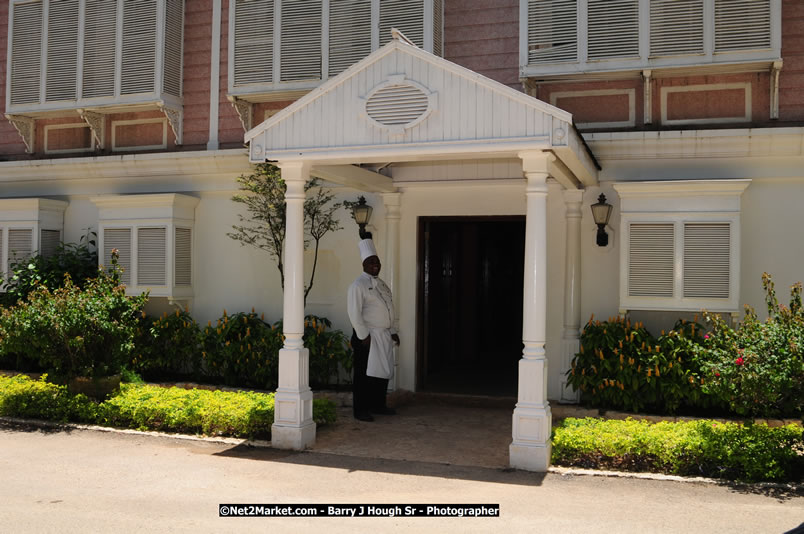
[{"left": 228, "top": 163, "right": 342, "bottom": 305}]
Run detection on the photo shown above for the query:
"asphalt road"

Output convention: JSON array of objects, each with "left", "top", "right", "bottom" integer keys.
[{"left": 0, "top": 422, "right": 801, "bottom": 534}]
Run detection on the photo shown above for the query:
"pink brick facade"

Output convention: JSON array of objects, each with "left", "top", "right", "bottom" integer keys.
[{"left": 0, "top": 0, "right": 801, "bottom": 159}]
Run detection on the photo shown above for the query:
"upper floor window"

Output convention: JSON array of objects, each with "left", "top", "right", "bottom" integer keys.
[
  {"left": 520, "top": 0, "right": 781, "bottom": 79},
  {"left": 7, "top": 0, "right": 184, "bottom": 115},
  {"left": 229, "top": 0, "right": 444, "bottom": 101}
]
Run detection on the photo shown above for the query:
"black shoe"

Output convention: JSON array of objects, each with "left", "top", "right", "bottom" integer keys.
[
  {"left": 372, "top": 407, "right": 397, "bottom": 415},
  {"left": 354, "top": 412, "right": 374, "bottom": 422}
]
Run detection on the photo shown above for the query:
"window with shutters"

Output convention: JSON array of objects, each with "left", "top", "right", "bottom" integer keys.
[
  {"left": 520, "top": 0, "right": 781, "bottom": 79},
  {"left": 7, "top": 0, "right": 183, "bottom": 116},
  {"left": 0, "top": 199, "right": 67, "bottom": 290},
  {"left": 92, "top": 194, "right": 197, "bottom": 300},
  {"left": 614, "top": 180, "right": 749, "bottom": 313},
  {"left": 229, "top": 0, "right": 444, "bottom": 101}
]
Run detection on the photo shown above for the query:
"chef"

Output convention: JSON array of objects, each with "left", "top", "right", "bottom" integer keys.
[{"left": 347, "top": 238, "right": 400, "bottom": 422}]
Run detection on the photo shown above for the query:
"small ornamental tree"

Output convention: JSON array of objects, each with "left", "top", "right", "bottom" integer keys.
[{"left": 228, "top": 163, "right": 342, "bottom": 304}]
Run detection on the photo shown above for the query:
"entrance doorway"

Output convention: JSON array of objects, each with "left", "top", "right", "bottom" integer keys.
[{"left": 417, "top": 217, "right": 525, "bottom": 396}]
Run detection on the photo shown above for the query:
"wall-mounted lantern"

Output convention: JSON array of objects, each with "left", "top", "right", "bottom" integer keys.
[
  {"left": 591, "top": 194, "right": 613, "bottom": 247},
  {"left": 352, "top": 196, "right": 373, "bottom": 239}
]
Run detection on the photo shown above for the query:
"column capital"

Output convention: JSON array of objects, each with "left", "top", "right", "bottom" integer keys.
[
  {"left": 381, "top": 191, "right": 401, "bottom": 206},
  {"left": 277, "top": 160, "right": 312, "bottom": 179},
  {"left": 519, "top": 150, "right": 556, "bottom": 175}
]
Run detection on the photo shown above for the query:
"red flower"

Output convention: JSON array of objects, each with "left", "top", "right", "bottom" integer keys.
[
  {"left": 715, "top": 372, "right": 720, "bottom": 377},
  {"left": 735, "top": 357, "right": 745, "bottom": 366}
]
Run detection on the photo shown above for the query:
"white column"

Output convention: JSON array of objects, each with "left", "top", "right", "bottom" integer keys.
[
  {"left": 560, "top": 189, "right": 583, "bottom": 403},
  {"left": 271, "top": 161, "right": 315, "bottom": 450},
  {"left": 510, "top": 150, "right": 553, "bottom": 472},
  {"left": 382, "top": 192, "right": 401, "bottom": 391},
  {"left": 207, "top": 0, "right": 222, "bottom": 150}
]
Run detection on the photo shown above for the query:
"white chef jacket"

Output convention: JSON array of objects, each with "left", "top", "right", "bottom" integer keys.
[{"left": 347, "top": 272, "right": 397, "bottom": 379}]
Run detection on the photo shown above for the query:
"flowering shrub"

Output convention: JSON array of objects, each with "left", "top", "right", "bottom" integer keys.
[
  {"left": 201, "top": 310, "right": 282, "bottom": 390},
  {"left": 699, "top": 274, "right": 804, "bottom": 418},
  {"left": 132, "top": 309, "right": 203, "bottom": 381},
  {"left": 0, "top": 253, "right": 147, "bottom": 381},
  {"left": 566, "top": 316, "right": 707, "bottom": 413},
  {"left": 274, "top": 314, "right": 353, "bottom": 388}
]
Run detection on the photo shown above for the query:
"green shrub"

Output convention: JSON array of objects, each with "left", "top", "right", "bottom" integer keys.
[
  {"left": 0, "top": 232, "right": 98, "bottom": 307},
  {"left": 132, "top": 309, "right": 202, "bottom": 380},
  {"left": 0, "top": 374, "right": 337, "bottom": 440},
  {"left": 552, "top": 417, "right": 804, "bottom": 482},
  {"left": 201, "top": 310, "right": 282, "bottom": 390},
  {"left": 699, "top": 274, "right": 804, "bottom": 418},
  {"left": 0, "top": 253, "right": 147, "bottom": 381},
  {"left": 566, "top": 316, "right": 706, "bottom": 413}
]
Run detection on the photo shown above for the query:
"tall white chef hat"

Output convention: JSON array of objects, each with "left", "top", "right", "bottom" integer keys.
[{"left": 358, "top": 238, "right": 378, "bottom": 261}]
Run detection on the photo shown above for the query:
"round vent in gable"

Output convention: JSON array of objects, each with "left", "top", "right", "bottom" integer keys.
[{"left": 362, "top": 76, "right": 436, "bottom": 133}]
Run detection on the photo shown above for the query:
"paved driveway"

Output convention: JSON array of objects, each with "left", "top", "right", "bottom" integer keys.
[{"left": 1, "top": 417, "right": 801, "bottom": 534}]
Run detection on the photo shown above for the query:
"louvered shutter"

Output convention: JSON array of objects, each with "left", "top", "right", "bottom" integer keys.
[
  {"left": 527, "top": 0, "right": 577, "bottom": 64},
  {"left": 683, "top": 223, "right": 730, "bottom": 299},
  {"left": 587, "top": 0, "right": 639, "bottom": 60},
  {"left": 46, "top": 0, "right": 79, "bottom": 102},
  {"left": 82, "top": 0, "right": 118, "bottom": 99},
  {"left": 628, "top": 223, "right": 674, "bottom": 298},
  {"left": 366, "top": 84, "right": 429, "bottom": 126},
  {"left": 280, "top": 0, "right": 322, "bottom": 82},
  {"left": 433, "top": 0, "right": 443, "bottom": 57},
  {"left": 379, "top": 0, "right": 424, "bottom": 48},
  {"left": 715, "top": 0, "right": 771, "bottom": 52},
  {"left": 234, "top": 0, "right": 274, "bottom": 86},
  {"left": 10, "top": 1, "right": 43, "bottom": 106},
  {"left": 328, "top": 0, "right": 372, "bottom": 77},
  {"left": 162, "top": 0, "right": 184, "bottom": 97},
  {"left": 137, "top": 227, "right": 166, "bottom": 286},
  {"left": 40, "top": 229, "right": 61, "bottom": 258},
  {"left": 174, "top": 227, "right": 191, "bottom": 286},
  {"left": 121, "top": 0, "right": 157, "bottom": 94},
  {"left": 650, "top": 0, "right": 704, "bottom": 57},
  {"left": 7, "top": 229, "right": 33, "bottom": 272},
  {"left": 104, "top": 228, "right": 132, "bottom": 284}
]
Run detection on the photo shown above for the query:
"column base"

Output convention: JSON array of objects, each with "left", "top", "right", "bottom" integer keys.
[
  {"left": 271, "top": 421, "right": 316, "bottom": 450},
  {"left": 510, "top": 403, "right": 552, "bottom": 471}
]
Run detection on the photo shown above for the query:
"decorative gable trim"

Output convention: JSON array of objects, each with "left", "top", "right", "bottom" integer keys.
[{"left": 360, "top": 75, "right": 437, "bottom": 134}]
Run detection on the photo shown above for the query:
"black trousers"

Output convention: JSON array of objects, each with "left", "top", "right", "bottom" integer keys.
[{"left": 351, "top": 330, "right": 389, "bottom": 416}]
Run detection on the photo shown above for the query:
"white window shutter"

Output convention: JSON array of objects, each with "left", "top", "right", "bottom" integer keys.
[
  {"left": 280, "top": 0, "right": 322, "bottom": 82},
  {"left": 715, "top": 0, "right": 771, "bottom": 52},
  {"left": 162, "top": 0, "right": 184, "bottom": 97},
  {"left": 7, "top": 229, "right": 33, "bottom": 272},
  {"left": 683, "top": 223, "right": 730, "bottom": 299},
  {"left": 121, "top": 0, "right": 157, "bottom": 95},
  {"left": 104, "top": 228, "right": 132, "bottom": 284},
  {"left": 82, "top": 0, "right": 118, "bottom": 99},
  {"left": 650, "top": 0, "right": 704, "bottom": 57},
  {"left": 40, "top": 229, "right": 61, "bottom": 259},
  {"left": 433, "top": 0, "right": 443, "bottom": 57},
  {"left": 10, "top": 1, "right": 43, "bottom": 106},
  {"left": 628, "top": 223, "right": 675, "bottom": 298},
  {"left": 328, "top": 0, "right": 372, "bottom": 77},
  {"left": 137, "top": 227, "right": 166, "bottom": 286},
  {"left": 379, "top": 0, "right": 425, "bottom": 48},
  {"left": 587, "top": 0, "right": 639, "bottom": 60},
  {"left": 233, "top": 0, "right": 274, "bottom": 86},
  {"left": 174, "top": 227, "right": 192, "bottom": 286},
  {"left": 46, "top": 0, "right": 80, "bottom": 102},
  {"left": 527, "top": 0, "right": 577, "bottom": 64}
]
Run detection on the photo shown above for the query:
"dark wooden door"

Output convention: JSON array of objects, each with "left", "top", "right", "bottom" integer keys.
[{"left": 418, "top": 217, "right": 525, "bottom": 396}]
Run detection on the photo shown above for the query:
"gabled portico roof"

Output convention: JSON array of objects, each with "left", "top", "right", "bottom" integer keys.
[{"left": 245, "top": 35, "right": 598, "bottom": 187}]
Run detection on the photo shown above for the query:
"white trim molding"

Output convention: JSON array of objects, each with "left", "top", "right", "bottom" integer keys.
[
  {"left": 111, "top": 118, "right": 169, "bottom": 152},
  {"left": 660, "top": 82, "right": 752, "bottom": 126},
  {"left": 550, "top": 88, "right": 636, "bottom": 129},
  {"left": 44, "top": 123, "right": 95, "bottom": 155}
]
